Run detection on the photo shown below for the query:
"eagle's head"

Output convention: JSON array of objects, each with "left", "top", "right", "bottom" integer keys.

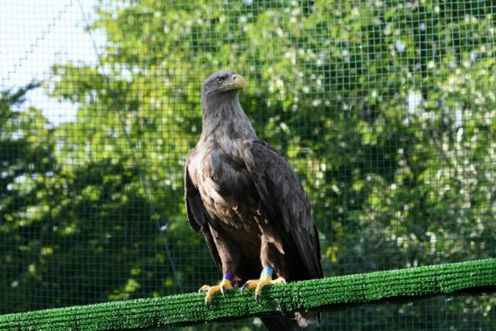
[{"left": 201, "top": 70, "right": 247, "bottom": 101}]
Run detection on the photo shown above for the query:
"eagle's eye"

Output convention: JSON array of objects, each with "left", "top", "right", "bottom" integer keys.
[{"left": 217, "top": 77, "right": 224, "bottom": 84}]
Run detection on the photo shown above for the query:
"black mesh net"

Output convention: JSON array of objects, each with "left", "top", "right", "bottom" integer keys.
[{"left": 0, "top": 0, "right": 495, "bottom": 329}]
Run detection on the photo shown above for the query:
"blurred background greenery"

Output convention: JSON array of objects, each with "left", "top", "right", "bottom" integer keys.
[{"left": 0, "top": 0, "right": 495, "bottom": 329}]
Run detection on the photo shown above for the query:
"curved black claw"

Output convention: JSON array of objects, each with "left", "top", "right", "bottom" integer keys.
[{"left": 241, "top": 281, "right": 250, "bottom": 294}]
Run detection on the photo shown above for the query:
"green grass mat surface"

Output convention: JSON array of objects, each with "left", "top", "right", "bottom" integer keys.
[{"left": 1, "top": 258, "right": 495, "bottom": 330}]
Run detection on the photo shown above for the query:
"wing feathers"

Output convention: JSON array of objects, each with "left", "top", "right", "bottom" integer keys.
[
  {"left": 185, "top": 159, "right": 222, "bottom": 268},
  {"left": 185, "top": 166, "right": 206, "bottom": 233},
  {"left": 243, "top": 140, "right": 322, "bottom": 279}
]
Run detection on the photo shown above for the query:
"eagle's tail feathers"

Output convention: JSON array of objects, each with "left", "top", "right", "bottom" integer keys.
[
  {"left": 261, "top": 311, "right": 320, "bottom": 330},
  {"left": 261, "top": 315, "right": 295, "bottom": 331}
]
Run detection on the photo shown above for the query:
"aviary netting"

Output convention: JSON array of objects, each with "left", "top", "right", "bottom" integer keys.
[{"left": 0, "top": 0, "right": 494, "bottom": 330}]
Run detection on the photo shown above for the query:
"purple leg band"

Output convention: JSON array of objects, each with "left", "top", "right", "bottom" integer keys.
[{"left": 223, "top": 272, "right": 236, "bottom": 285}]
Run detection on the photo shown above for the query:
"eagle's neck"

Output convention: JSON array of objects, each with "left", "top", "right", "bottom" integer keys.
[{"left": 201, "top": 95, "right": 257, "bottom": 142}]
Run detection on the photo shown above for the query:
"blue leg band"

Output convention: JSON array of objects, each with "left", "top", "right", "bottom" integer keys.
[{"left": 261, "top": 266, "right": 274, "bottom": 278}]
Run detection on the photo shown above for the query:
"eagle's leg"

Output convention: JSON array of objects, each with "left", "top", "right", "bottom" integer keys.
[
  {"left": 241, "top": 232, "right": 286, "bottom": 301},
  {"left": 199, "top": 226, "right": 241, "bottom": 307}
]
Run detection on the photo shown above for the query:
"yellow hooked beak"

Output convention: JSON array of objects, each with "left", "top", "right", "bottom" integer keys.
[{"left": 221, "top": 74, "right": 247, "bottom": 91}]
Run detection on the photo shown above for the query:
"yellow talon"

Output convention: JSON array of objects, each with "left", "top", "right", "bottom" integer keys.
[
  {"left": 241, "top": 274, "right": 286, "bottom": 301},
  {"left": 199, "top": 278, "right": 233, "bottom": 307}
]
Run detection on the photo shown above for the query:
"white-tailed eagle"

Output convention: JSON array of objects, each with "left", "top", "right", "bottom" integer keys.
[{"left": 185, "top": 70, "right": 323, "bottom": 330}]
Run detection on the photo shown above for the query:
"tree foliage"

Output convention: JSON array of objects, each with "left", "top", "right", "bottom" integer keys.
[{"left": 1, "top": 0, "right": 495, "bottom": 329}]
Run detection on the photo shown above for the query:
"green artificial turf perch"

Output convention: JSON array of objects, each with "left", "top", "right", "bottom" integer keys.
[{"left": 1, "top": 258, "right": 496, "bottom": 330}]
